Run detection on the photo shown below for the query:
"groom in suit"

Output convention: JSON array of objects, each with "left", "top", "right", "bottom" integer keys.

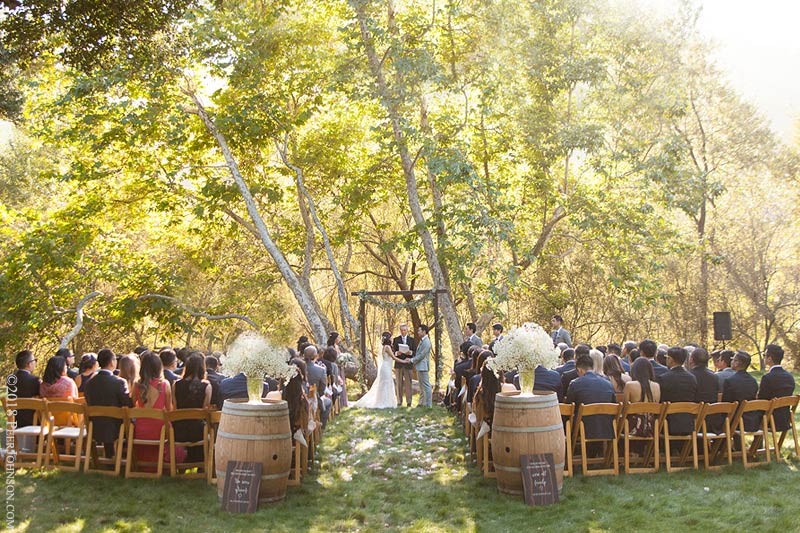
[
  {"left": 411, "top": 324, "right": 432, "bottom": 407},
  {"left": 393, "top": 323, "right": 416, "bottom": 407}
]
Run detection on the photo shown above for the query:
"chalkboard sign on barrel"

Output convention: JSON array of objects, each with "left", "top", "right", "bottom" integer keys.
[
  {"left": 222, "top": 461, "right": 262, "bottom": 513},
  {"left": 520, "top": 453, "right": 559, "bottom": 506}
]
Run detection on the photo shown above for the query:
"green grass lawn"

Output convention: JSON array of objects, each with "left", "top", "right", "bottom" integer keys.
[{"left": 7, "top": 405, "right": 800, "bottom": 533}]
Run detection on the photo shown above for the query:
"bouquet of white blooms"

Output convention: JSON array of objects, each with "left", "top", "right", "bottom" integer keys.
[
  {"left": 492, "top": 322, "right": 560, "bottom": 394},
  {"left": 336, "top": 352, "right": 359, "bottom": 368},
  {"left": 224, "top": 332, "right": 297, "bottom": 400}
]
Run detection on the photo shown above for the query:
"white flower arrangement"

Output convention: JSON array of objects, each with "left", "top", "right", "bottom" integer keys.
[
  {"left": 492, "top": 322, "right": 560, "bottom": 374},
  {"left": 223, "top": 331, "right": 298, "bottom": 383},
  {"left": 336, "top": 352, "right": 359, "bottom": 369}
]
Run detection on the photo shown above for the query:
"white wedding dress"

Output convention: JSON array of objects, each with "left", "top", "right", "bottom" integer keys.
[{"left": 352, "top": 346, "right": 397, "bottom": 409}]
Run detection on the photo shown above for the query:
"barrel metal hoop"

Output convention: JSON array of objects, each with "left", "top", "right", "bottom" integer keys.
[
  {"left": 494, "top": 461, "right": 565, "bottom": 473},
  {"left": 494, "top": 400, "right": 558, "bottom": 409},
  {"left": 217, "top": 430, "right": 291, "bottom": 441},
  {"left": 220, "top": 410, "right": 287, "bottom": 418},
  {"left": 217, "top": 469, "right": 290, "bottom": 480},
  {"left": 492, "top": 423, "right": 564, "bottom": 433}
]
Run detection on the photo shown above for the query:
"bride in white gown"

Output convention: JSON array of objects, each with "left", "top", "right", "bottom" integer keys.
[{"left": 352, "top": 332, "right": 399, "bottom": 409}]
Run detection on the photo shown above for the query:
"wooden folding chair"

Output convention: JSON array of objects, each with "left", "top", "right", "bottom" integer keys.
[
  {"left": 84, "top": 406, "right": 128, "bottom": 476},
  {"left": 167, "top": 408, "right": 209, "bottom": 478},
  {"left": 698, "top": 402, "right": 737, "bottom": 470},
  {"left": 559, "top": 403, "right": 574, "bottom": 478},
  {"left": 125, "top": 407, "right": 168, "bottom": 478},
  {"left": 573, "top": 403, "right": 620, "bottom": 476},
  {"left": 662, "top": 402, "right": 705, "bottom": 472},
  {"left": 207, "top": 409, "right": 222, "bottom": 485},
  {"left": 45, "top": 401, "right": 87, "bottom": 472},
  {"left": 4, "top": 398, "right": 50, "bottom": 469},
  {"left": 768, "top": 395, "right": 799, "bottom": 461},
  {"left": 731, "top": 399, "right": 773, "bottom": 468},
  {"left": 618, "top": 402, "right": 665, "bottom": 474}
]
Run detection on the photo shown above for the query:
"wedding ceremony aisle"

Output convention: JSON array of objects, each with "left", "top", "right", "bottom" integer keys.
[{"left": 10, "top": 407, "right": 800, "bottom": 532}]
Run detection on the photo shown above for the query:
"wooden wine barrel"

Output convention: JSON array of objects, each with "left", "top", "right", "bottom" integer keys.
[
  {"left": 215, "top": 399, "right": 293, "bottom": 503},
  {"left": 491, "top": 391, "right": 565, "bottom": 496}
]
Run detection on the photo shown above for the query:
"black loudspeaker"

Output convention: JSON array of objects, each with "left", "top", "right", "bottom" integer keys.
[{"left": 713, "top": 312, "right": 732, "bottom": 341}]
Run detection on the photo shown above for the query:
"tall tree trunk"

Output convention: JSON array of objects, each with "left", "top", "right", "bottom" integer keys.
[
  {"left": 352, "top": 0, "right": 463, "bottom": 358},
  {"left": 185, "top": 89, "right": 328, "bottom": 343}
]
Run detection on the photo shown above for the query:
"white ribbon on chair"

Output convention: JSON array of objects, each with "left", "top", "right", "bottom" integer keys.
[
  {"left": 293, "top": 429, "right": 308, "bottom": 448},
  {"left": 468, "top": 412, "right": 477, "bottom": 427},
  {"left": 458, "top": 385, "right": 467, "bottom": 398},
  {"left": 308, "top": 418, "right": 317, "bottom": 432},
  {"left": 476, "top": 421, "right": 491, "bottom": 440}
]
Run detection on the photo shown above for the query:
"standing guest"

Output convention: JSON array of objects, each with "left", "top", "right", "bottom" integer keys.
[
  {"left": 491, "top": 323, "right": 504, "bottom": 343},
  {"left": 722, "top": 351, "right": 760, "bottom": 431},
  {"left": 713, "top": 350, "right": 736, "bottom": 387},
  {"left": 603, "top": 355, "right": 630, "bottom": 393},
  {"left": 327, "top": 332, "right": 341, "bottom": 352},
  {"left": 562, "top": 345, "right": 590, "bottom": 393},
  {"left": 55, "top": 348, "right": 79, "bottom": 380},
  {"left": 550, "top": 315, "right": 572, "bottom": 347},
  {"left": 296, "top": 336, "right": 309, "bottom": 353},
  {"left": 205, "top": 355, "right": 226, "bottom": 409},
  {"left": 159, "top": 348, "right": 180, "bottom": 384},
  {"left": 74, "top": 353, "right": 99, "bottom": 394},
  {"left": 304, "top": 345, "right": 332, "bottom": 425},
  {"left": 758, "top": 344, "right": 796, "bottom": 433},
  {"left": 117, "top": 354, "right": 139, "bottom": 398},
  {"left": 639, "top": 339, "right": 669, "bottom": 378},
  {"left": 533, "top": 364, "right": 564, "bottom": 401},
  {"left": 84, "top": 349, "right": 133, "bottom": 457},
  {"left": 688, "top": 347, "right": 719, "bottom": 403},
  {"left": 658, "top": 347, "right": 698, "bottom": 435},
  {"left": 392, "top": 323, "right": 416, "bottom": 408},
  {"left": 465, "top": 322, "right": 482, "bottom": 347},
  {"left": 555, "top": 348, "right": 576, "bottom": 375},
  {"left": 173, "top": 354, "right": 211, "bottom": 463},
  {"left": 566, "top": 353, "right": 617, "bottom": 443},
  {"left": 40, "top": 356, "right": 79, "bottom": 400},
  {"left": 623, "top": 358, "right": 661, "bottom": 439},
  {"left": 12, "top": 350, "right": 41, "bottom": 428},
  {"left": 132, "top": 351, "right": 184, "bottom": 468}
]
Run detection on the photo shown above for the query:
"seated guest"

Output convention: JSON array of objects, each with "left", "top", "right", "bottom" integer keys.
[
  {"left": 713, "top": 350, "right": 736, "bottom": 387},
  {"left": 175, "top": 347, "right": 192, "bottom": 376},
  {"left": 688, "top": 347, "right": 719, "bottom": 403},
  {"left": 283, "top": 359, "right": 310, "bottom": 436},
  {"left": 159, "top": 349, "right": 180, "bottom": 384},
  {"left": 562, "top": 345, "right": 590, "bottom": 394},
  {"left": 603, "top": 355, "right": 630, "bottom": 394},
  {"left": 566, "top": 353, "right": 616, "bottom": 445},
  {"left": 55, "top": 348, "right": 79, "bottom": 380},
  {"left": 84, "top": 349, "right": 133, "bottom": 457},
  {"left": 722, "top": 351, "right": 760, "bottom": 431},
  {"left": 555, "top": 348, "right": 575, "bottom": 375},
  {"left": 639, "top": 339, "right": 668, "bottom": 378},
  {"left": 658, "top": 347, "right": 698, "bottom": 435},
  {"left": 758, "top": 344, "right": 796, "bottom": 432},
  {"left": 590, "top": 349, "right": 606, "bottom": 379},
  {"left": 219, "top": 372, "right": 249, "bottom": 408},
  {"left": 623, "top": 358, "right": 661, "bottom": 442},
  {"left": 320, "top": 347, "right": 341, "bottom": 406},
  {"left": 534, "top": 364, "right": 563, "bottom": 401},
  {"left": 117, "top": 354, "right": 139, "bottom": 398},
  {"left": 40, "top": 356, "right": 79, "bottom": 401},
  {"left": 173, "top": 354, "right": 211, "bottom": 463},
  {"left": 454, "top": 341, "right": 474, "bottom": 393},
  {"left": 607, "top": 344, "right": 630, "bottom": 372},
  {"left": 468, "top": 351, "right": 493, "bottom": 403},
  {"left": 628, "top": 348, "right": 640, "bottom": 363},
  {"left": 74, "top": 353, "right": 99, "bottom": 394},
  {"left": 12, "top": 350, "right": 41, "bottom": 428},
  {"left": 473, "top": 360, "right": 502, "bottom": 426},
  {"left": 621, "top": 341, "right": 637, "bottom": 364},
  {"left": 205, "top": 355, "right": 226, "bottom": 408},
  {"left": 304, "top": 345, "right": 332, "bottom": 427}
]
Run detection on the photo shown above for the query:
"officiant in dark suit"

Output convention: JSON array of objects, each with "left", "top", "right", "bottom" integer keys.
[{"left": 393, "top": 323, "right": 416, "bottom": 407}]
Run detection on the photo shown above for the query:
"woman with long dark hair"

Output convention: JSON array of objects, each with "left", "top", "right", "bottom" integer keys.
[
  {"left": 352, "top": 332, "right": 398, "bottom": 409},
  {"left": 473, "top": 359, "right": 502, "bottom": 426},
  {"left": 173, "top": 353, "right": 211, "bottom": 463},
  {"left": 40, "top": 356, "right": 79, "bottom": 400},
  {"left": 603, "top": 355, "right": 630, "bottom": 393},
  {"left": 117, "top": 354, "right": 139, "bottom": 398},
  {"left": 623, "top": 357, "right": 661, "bottom": 437},
  {"left": 283, "top": 358, "right": 310, "bottom": 436},
  {"left": 74, "top": 353, "right": 99, "bottom": 394}
]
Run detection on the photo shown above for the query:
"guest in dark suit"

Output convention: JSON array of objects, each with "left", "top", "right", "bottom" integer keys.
[
  {"left": 304, "top": 345, "right": 331, "bottom": 427},
  {"left": 620, "top": 341, "right": 637, "bottom": 365},
  {"left": 205, "top": 355, "right": 226, "bottom": 409},
  {"left": 658, "top": 347, "right": 698, "bottom": 435},
  {"left": 712, "top": 350, "right": 736, "bottom": 387},
  {"left": 219, "top": 372, "right": 249, "bottom": 407},
  {"left": 722, "top": 351, "right": 760, "bottom": 431},
  {"left": 607, "top": 344, "right": 630, "bottom": 372},
  {"left": 12, "top": 350, "right": 41, "bottom": 428},
  {"left": 562, "top": 346, "right": 589, "bottom": 395},
  {"left": 639, "top": 339, "right": 668, "bottom": 378},
  {"left": 55, "top": 347, "right": 79, "bottom": 380},
  {"left": 555, "top": 348, "right": 576, "bottom": 375},
  {"left": 689, "top": 347, "right": 719, "bottom": 403},
  {"left": 392, "top": 323, "right": 416, "bottom": 407},
  {"left": 758, "top": 344, "right": 796, "bottom": 431},
  {"left": 566, "top": 353, "right": 616, "bottom": 440},
  {"left": 464, "top": 322, "right": 482, "bottom": 347},
  {"left": 533, "top": 365, "right": 564, "bottom": 402},
  {"left": 159, "top": 348, "right": 180, "bottom": 384},
  {"left": 84, "top": 349, "right": 133, "bottom": 457}
]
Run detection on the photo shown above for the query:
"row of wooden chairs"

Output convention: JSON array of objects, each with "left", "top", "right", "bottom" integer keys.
[{"left": 463, "top": 393, "right": 799, "bottom": 478}]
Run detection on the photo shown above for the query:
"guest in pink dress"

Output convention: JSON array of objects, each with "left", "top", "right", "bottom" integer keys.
[{"left": 40, "top": 355, "right": 79, "bottom": 426}]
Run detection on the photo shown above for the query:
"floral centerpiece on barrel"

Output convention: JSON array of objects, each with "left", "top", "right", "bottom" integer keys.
[
  {"left": 224, "top": 332, "right": 297, "bottom": 402},
  {"left": 491, "top": 322, "right": 560, "bottom": 395}
]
